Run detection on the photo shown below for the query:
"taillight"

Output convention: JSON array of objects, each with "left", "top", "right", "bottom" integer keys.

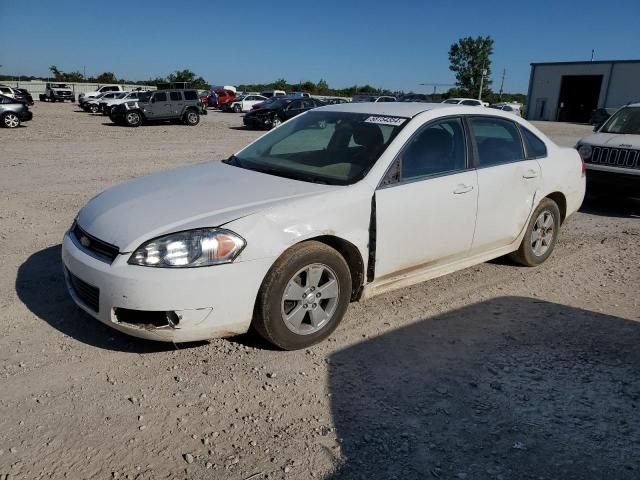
[{"left": 581, "top": 157, "right": 586, "bottom": 177}]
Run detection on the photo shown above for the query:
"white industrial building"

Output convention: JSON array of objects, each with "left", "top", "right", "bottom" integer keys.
[{"left": 526, "top": 59, "right": 640, "bottom": 122}]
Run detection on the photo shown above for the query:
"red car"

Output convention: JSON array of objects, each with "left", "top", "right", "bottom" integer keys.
[
  {"left": 212, "top": 86, "right": 236, "bottom": 108},
  {"left": 198, "top": 90, "right": 211, "bottom": 107}
]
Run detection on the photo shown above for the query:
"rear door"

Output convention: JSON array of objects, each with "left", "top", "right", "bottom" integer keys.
[
  {"left": 169, "top": 91, "right": 184, "bottom": 117},
  {"left": 468, "top": 116, "right": 541, "bottom": 252}
]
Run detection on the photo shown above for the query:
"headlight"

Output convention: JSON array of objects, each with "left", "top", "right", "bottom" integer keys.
[
  {"left": 577, "top": 144, "right": 592, "bottom": 160},
  {"left": 128, "top": 228, "right": 246, "bottom": 268}
]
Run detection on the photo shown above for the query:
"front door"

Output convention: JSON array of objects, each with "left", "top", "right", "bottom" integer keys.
[
  {"left": 148, "top": 91, "right": 171, "bottom": 119},
  {"left": 374, "top": 117, "right": 478, "bottom": 278},
  {"left": 468, "top": 116, "right": 541, "bottom": 252}
]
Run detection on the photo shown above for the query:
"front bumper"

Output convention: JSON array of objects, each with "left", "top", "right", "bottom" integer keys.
[
  {"left": 61, "top": 230, "right": 274, "bottom": 342},
  {"left": 586, "top": 167, "right": 639, "bottom": 195}
]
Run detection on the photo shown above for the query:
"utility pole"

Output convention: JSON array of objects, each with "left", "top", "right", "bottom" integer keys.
[
  {"left": 590, "top": 50, "right": 595, "bottom": 62},
  {"left": 499, "top": 69, "right": 506, "bottom": 101},
  {"left": 478, "top": 63, "right": 487, "bottom": 101}
]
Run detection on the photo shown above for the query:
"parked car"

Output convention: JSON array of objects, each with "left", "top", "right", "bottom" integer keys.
[
  {"left": 39, "top": 83, "right": 75, "bottom": 102},
  {"left": 243, "top": 97, "right": 325, "bottom": 129},
  {"left": 198, "top": 90, "right": 211, "bottom": 107},
  {"left": 14, "top": 88, "right": 34, "bottom": 105},
  {"left": 576, "top": 103, "right": 640, "bottom": 196},
  {"left": 260, "top": 90, "right": 287, "bottom": 99},
  {"left": 109, "top": 89, "right": 204, "bottom": 127},
  {"left": 442, "top": 98, "right": 484, "bottom": 107},
  {"left": 352, "top": 94, "right": 397, "bottom": 103},
  {"left": 250, "top": 96, "right": 282, "bottom": 111},
  {"left": 323, "top": 98, "right": 349, "bottom": 105},
  {"left": 0, "top": 94, "right": 33, "bottom": 128},
  {"left": 0, "top": 84, "right": 19, "bottom": 99},
  {"left": 212, "top": 86, "right": 237, "bottom": 108},
  {"left": 79, "top": 85, "right": 124, "bottom": 105},
  {"left": 222, "top": 94, "right": 268, "bottom": 113},
  {"left": 100, "top": 91, "right": 146, "bottom": 115},
  {"left": 84, "top": 92, "right": 122, "bottom": 113},
  {"left": 489, "top": 103, "right": 522, "bottom": 116},
  {"left": 62, "top": 103, "right": 585, "bottom": 349}
]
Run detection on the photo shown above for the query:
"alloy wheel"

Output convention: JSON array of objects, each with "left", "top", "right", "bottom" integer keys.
[
  {"left": 531, "top": 210, "right": 555, "bottom": 256},
  {"left": 281, "top": 263, "right": 340, "bottom": 335},
  {"left": 4, "top": 113, "right": 19, "bottom": 128}
]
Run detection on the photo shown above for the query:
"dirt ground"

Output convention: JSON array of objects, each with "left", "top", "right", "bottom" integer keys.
[{"left": 1, "top": 103, "right": 639, "bottom": 480}]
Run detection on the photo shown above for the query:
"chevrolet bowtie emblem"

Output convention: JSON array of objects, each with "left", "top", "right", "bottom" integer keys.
[{"left": 80, "top": 236, "right": 91, "bottom": 248}]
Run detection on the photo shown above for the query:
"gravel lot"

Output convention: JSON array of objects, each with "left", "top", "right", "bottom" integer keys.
[{"left": 1, "top": 103, "right": 639, "bottom": 480}]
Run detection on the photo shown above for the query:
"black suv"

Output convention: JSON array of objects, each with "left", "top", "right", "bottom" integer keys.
[
  {"left": 0, "top": 94, "right": 33, "bottom": 128},
  {"left": 109, "top": 89, "right": 205, "bottom": 127},
  {"left": 243, "top": 97, "right": 325, "bottom": 130}
]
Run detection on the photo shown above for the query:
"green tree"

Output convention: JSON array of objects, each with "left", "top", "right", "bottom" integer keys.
[
  {"left": 317, "top": 79, "right": 329, "bottom": 94},
  {"left": 95, "top": 72, "right": 118, "bottom": 83},
  {"left": 273, "top": 78, "right": 288, "bottom": 91},
  {"left": 49, "top": 65, "right": 62, "bottom": 80},
  {"left": 166, "top": 69, "right": 209, "bottom": 89},
  {"left": 448, "top": 36, "right": 494, "bottom": 99}
]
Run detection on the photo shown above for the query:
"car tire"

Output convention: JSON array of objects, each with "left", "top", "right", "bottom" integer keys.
[
  {"left": 184, "top": 110, "right": 200, "bottom": 126},
  {"left": 270, "top": 115, "right": 281, "bottom": 129},
  {"left": 124, "top": 111, "right": 142, "bottom": 127},
  {"left": 2, "top": 112, "right": 20, "bottom": 128},
  {"left": 233, "top": 103, "right": 242, "bottom": 113},
  {"left": 89, "top": 104, "right": 99, "bottom": 113},
  {"left": 510, "top": 198, "right": 561, "bottom": 267},
  {"left": 253, "top": 241, "right": 352, "bottom": 350}
]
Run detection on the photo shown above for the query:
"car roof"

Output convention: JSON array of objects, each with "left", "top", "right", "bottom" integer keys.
[{"left": 316, "top": 102, "right": 456, "bottom": 117}]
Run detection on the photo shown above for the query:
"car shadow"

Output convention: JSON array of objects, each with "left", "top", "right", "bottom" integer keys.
[
  {"left": 15, "top": 245, "right": 207, "bottom": 353},
  {"left": 580, "top": 192, "right": 640, "bottom": 218},
  {"left": 228, "top": 126, "right": 252, "bottom": 131},
  {"left": 327, "top": 297, "right": 640, "bottom": 479}
]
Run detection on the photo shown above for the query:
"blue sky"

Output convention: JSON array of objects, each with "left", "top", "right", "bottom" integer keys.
[{"left": 2, "top": 0, "right": 639, "bottom": 94}]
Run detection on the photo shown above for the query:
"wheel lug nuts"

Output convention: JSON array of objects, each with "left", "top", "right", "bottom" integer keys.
[
  {"left": 312, "top": 303, "right": 317, "bottom": 308},
  {"left": 303, "top": 304, "right": 308, "bottom": 309},
  {"left": 310, "top": 287, "right": 315, "bottom": 291},
  {"left": 316, "top": 293, "right": 321, "bottom": 298}
]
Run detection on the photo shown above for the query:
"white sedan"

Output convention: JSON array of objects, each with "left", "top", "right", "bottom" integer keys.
[
  {"left": 62, "top": 103, "right": 585, "bottom": 349},
  {"left": 227, "top": 94, "right": 267, "bottom": 113}
]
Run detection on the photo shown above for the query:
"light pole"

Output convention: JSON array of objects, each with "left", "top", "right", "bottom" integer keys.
[{"left": 478, "top": 64, "right": 487, "bottom": 101}]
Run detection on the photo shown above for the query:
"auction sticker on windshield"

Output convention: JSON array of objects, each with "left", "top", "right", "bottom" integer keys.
[{"left": 364, "top": 116, "right": 407, "bottom": 126}]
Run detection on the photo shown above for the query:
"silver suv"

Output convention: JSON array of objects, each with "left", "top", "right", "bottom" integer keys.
[
  {"left": 0, "top": 94, "right": 33, "bottom": 128},
  {"left": 109, "top": 89, "right": 205, "bottom": 127}
]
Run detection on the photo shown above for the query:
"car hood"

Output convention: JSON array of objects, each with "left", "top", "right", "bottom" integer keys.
[
  {"left": 580, "top": 132, "right": 640, "bottom": 148},
  {"left": 76, "top": 161, "right": 337, "bottom": 252}
]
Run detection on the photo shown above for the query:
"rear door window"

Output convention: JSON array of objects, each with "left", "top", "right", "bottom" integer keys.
[
  {"left": 170, "top": 91, "right": 182, "bottom": 101},
  {"left": 521, "top": 127, "right": 548, "bottom": 158},
  {"left": 469, "top": 117, "right": 524, "bottom": 167}
]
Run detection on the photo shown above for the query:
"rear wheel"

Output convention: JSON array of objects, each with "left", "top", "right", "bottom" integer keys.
[
  {"left": 2, "top": 112, "right": 20, "bottom": 128},
  {"left": 125, "top": 111, "right": 142, "bottom": 127},
  {"left": 270, "top": 115, "right": 281, "bottom": 129},
  {"left": 253, "top": 241, "right": 351, "bottom": 350},
  {"left": 89, "top": 103, "right": 99, "bottom": 113},
  {"left": 510, "top": 198, "right": 561, "bottom": 266},
  {"left": 184, "top": 110, "right": 200, "bottom": 126}
]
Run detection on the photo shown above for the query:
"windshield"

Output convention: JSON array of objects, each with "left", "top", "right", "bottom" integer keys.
[
  {"left": 600, "top": 107, "right": 640, "bottom": 134},
  {"left": 228, "top": 111, "right": 408, "bottom": 185},
  {"left": 116, "top": 92, "right": 128, "bottom": 99},
  {"left": 51, "top": 84, "right": 68, "bottom": 88},
  {"left": 443, "top": 99, "right": 460, "bottom": 104}
]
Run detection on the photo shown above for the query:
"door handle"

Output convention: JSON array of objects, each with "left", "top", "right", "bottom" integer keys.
[
  {"left": 453, "top": 184, "right": 474, "bottom": 194},
  {"left": 522, "top": 169, "right": 538, "bottom": 179}
]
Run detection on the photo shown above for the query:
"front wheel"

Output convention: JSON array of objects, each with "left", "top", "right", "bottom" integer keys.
[
  {"left": 124, "top": 111, "right": 142, "bottom": 127},
  {"left": 269, "top": 115, "right": 281, "bottom": 129},
  {"left": 2, "top": 112, "right": 20, "bottom": 128},
  {"left": 510, "top": 198, "right": 561, "bottom": 267},
  {"left": 89, "top": 103, "right": 99, "bottom": 113},
  {"left": 183, "top": 110, "right": 200, "bottom": 126},
  {"left": 253, "top": 241, "right": 352, "bottom": 350},
  {"left": 233, "top": 103, "right": 242, "bottom": 113}
]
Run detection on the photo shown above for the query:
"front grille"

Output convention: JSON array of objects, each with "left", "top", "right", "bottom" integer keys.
[
  {"left": 72, "top": 223, "right": 120, "bottom": 263},
  {"left": 67, "top": 269, "right": 100, "bottom": 312},
  {"left": 590, "top": 147, "right": 640, "bottom": 170}
]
